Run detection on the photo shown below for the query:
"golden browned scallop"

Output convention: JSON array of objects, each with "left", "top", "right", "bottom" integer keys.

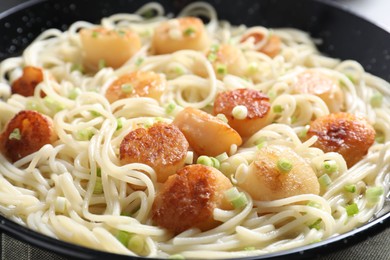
[
  {"left": 307, "top": 112, "right": 375, "bottom": 168},
  {"left": 120, "top": 122, "right": 189, "bottom": 183},
  {"left": 213, "top": 88, "right": 271, "bottom": 137},
  {"left": 293, "top": 70, "right": 344, "bottom": 113},
  {"left": 0, "top": 110, "right": 57, "bottom": 162},
  {"left": 152, "top": 164, "right": 233, "bottom": 234},
  {"left": 240, "top": 32, "right": 282, "bottom": 58},
  {"left": 173, "top": 107, "right": 242, "bottom": 157},
  {"left": 11, "top": 66, "right": 44, "bottom": 97},
  {"left": 152, "top": 17, "right": 210, "bottom": 54},
  {"left": 237, "top": 145, "right": 320, "bottom": 201},
  {"left": 80, "top": 27, "right": 141, "bottom": 71},
  {"left": 105, "top": 71, "right": 166, "bottom": 103},
  {"left": 199, "top": 44, "right": 248, "bottom": 79}
]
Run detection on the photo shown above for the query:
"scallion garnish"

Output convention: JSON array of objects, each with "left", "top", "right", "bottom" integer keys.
[
  {"left": 232, "top": 105, "right": 248, "bottom": 120},
  {"left": 276, "top": 158, "right": 293, "bottom": 173},
  {"left": 318, "top": 174, "right": 331, "bottom": 188},
  {"left": 121, "top": 83, "right": 133, "bottom": 94},
  {"left": 345, "top": 202, "right": 359, "bottom": 216},
  {"left": 370, "top": 92, "right": 383, "bottom": 108},
  {"left": 224, "top": 187, "right": 248, "bottom": 209},
  {"left": 322, "top": 160, "right": 338, "bottom": 174},
  {"left": 344, "top": 184, "right": 356, "bottom": 193},
  {"left": 366, "top": 186, "right": 384, "bottom": 204},
  {"left": 9, "top": 128, "right": 21, "bottom": 140},
  {"left": 272, "top": 105, "right": 283, "bottom": 113}
]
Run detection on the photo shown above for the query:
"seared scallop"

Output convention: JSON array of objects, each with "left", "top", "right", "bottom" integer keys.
[
  {"left": 119, "top": 122, "right": 189, "bottom": 183},
  {"left": 241, "top": 32, "right": 282, "bottom": 58},
  {"left": 173, "top": 107, "right": 242, "bottom": 156},
  {"left": 152, "top": 17, "right": 210, "bottom": 54},
  {"left": 237, "top": 144, "right": 320, "bottom": 201},
  {"left": 213, "top": 88, "right": 271, "bottom": 137},
  {"left": 0, "top": 110, "right": 57, "bottom": 162},
  {"left": 80, "top": 27, "right": 141, "bottom": 70},
  {"left": 152, "top": 164, "right": 233, "bottom": 234},
  {"left": 11, "top": 66, "right": 44, "bottom": 97},
  {"left": 293, "top": 70, "right": 344, "bottom": 113},
  {"left": 307, "top": 112, "right": 375, "bottom": 167},
  {"left": 105, "top": 71, "right": 166, "bottom": 103}
]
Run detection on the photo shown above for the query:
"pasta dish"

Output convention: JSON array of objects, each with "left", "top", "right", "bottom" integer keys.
[{"left": 0, "top": 2, "right": 389, "bottom": 259}]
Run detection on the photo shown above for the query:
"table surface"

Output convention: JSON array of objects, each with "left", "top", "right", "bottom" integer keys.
[{"left": 0, "top": 0, "right": 389, "bottom": 260}]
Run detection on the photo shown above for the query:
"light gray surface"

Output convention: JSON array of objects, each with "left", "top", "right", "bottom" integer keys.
[{"left": 0, "top": 0, "right": 389, "bottom": 259}]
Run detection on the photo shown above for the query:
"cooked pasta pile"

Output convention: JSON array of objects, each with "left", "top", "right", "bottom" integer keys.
[{"left": 0, "top": 2, "right": 389, "bottom": 259}]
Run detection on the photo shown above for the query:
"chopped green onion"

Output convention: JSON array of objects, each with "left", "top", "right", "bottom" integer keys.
[
  {"left": 267, "top": 90, "right": 276, "bottom": 101},
  {"left": 345, "top": 202, "right": 359, "bottom": 216},
  {"left": 92, "top": 31, "right": 99, "bottom": 38},
  {"left": 344, "top": 184, "right": 356, "bottom": 193},
  {"left": 165, "top": 103, "right": 176, "bottom": 114},
  {"left": 197, "top": 155, "right": 213, "bottom": 166},
  {"left": 254, "top": 137, "right": 267, "bottom": 145},
  {"left": 128, "top": 234, "right": 145, "bottom": 255},
  {"left": 215, "top": 152, "right": 229, "bottom": 162},
  {"left": 216, "top": 113, "right": 228, "bottom": 123},
  {"left": 96, "top": 167, "right": 102, "bottom": 177},
  {"left": 345, "top": 73, "right": 356, "bottom": 84},
  {"left": 224, "top": 187, "right": 240, "bottom": 200},
  {"left": 375, "top": 132, "right": 385, "bottom": 143},
  {"left": 318, "top": 174, "right": 332, "bottom": 188},
  {"left": 231, "top": 193, "right": 248, "bottom": 209},
  {"left": 121, "top": 84, "right": 133, "bottom": 94},
  {"left": 210, "top": 44, "right": 219, "bottom": 53},
  {"left": 135, "top": 58, "right": 144, "bottom": 67},
  {"left": 143, "top": 118, "right": 154, "bottom": 128},
  {"left": 44, "top": 96, "right": 65, "bottom": 113},
  {"left": 366, "top": 186, "right": 384, "bottom": 204},
  {"left": 9, "top": 128, "right": 21, "bottom": 140},
  {"left": 26, "top": 100, "right": 42, "bottom": 112},
  {"left": 224, "top": 187, "right": 248, "bottom": 209},
  {"left": 183, "top": 27, "right": 196, "bottom": 36},
  {"left": 298, "top": 127, "right": 308, "bottom": 139},
  {"left": 232, "top": 105, "right": 248, "bottom": 120},
  {"left": 247, "top": 62, "right": 258, "bottom": 74},
  {"left": 322, "top": 160, "right": 338, "bottom": 174},
  {"left": 98, "top": 59, "right": 106, "bottom": 70},
  {"left": 197, "top": 155, "right": 220, "bottom": 169},
  {"left": 370, "top": 92, "right": 383, "bottom": 108},
  {"left": 116, "top": 230, "right": 130, "bottom": 246},
  {"left": 216, "top": 64, "right": 227, "bottom": 75},
  {"left": 272, "top": 105, "right": 283, "bottom": 113},
  {"left": 207, "top": 52, "right": 217, "bottom": 62},
  {"left": 244, "top": 246, "right": 255, "bottom": 251},
  {"left": 121, "top": 211, "right": 131, "bottom": 217},
  {"left": 277, "top": 158, "right": 293, "bottom": 173},
  {"left": 76, "top": 128, "right": 94, "bottom": 141},
  {"left": 117, "top": 30, "right": 126, "bottom": 37},
  {"left": 116, "top": 118, "right": 124, "bottom": 131},
  {"left": 174, "top": 66, "right": 185, "bottom": 76},
  {"left": 71, "top": 63, "right": 84, "bottom": 73},
  {"left": 308, "top": 218, "right": 322, "bottom": 230},
  {"left": 90, "top": 110, "right": 101, "bottom": 117},
  {"left": 68, "top": 88, "right": 81, "bottom": 100},
  {"left": 168, "top": 254, "right": 185, "bottom": 259},
  {"left": 93, "top": 177, "right": 103, "bottom": 194},
  {"left": 210, "top": 157, "right": 220, "bottom": 169}
]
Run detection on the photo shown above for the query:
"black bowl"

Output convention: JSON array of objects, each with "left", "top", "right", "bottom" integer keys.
[{"left": 0, "top": 0, "right": 390, "bottom": 259}]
